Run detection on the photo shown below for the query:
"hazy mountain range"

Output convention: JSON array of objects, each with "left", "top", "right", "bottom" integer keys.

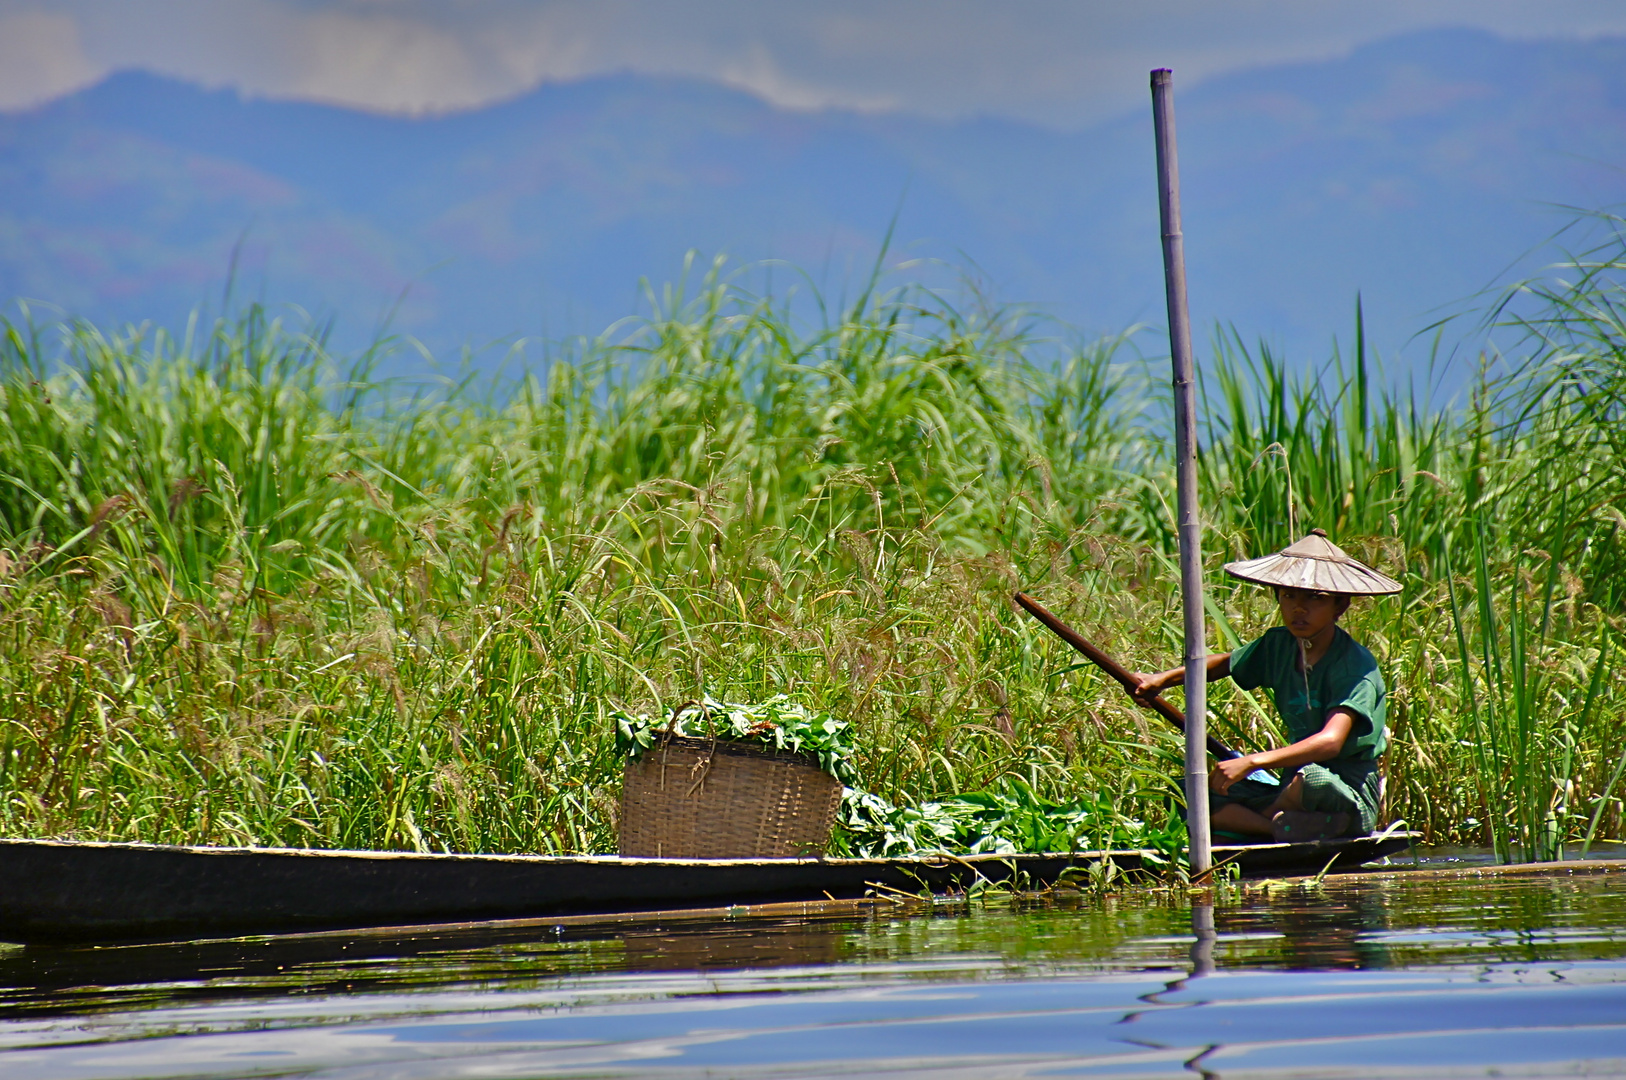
[{"left": 1, "top": 27, "right": 1622, "bottom": 372}]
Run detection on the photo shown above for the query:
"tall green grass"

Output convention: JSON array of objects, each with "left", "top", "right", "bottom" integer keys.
[{"left": 1, "top": 238, "right": 1622, "bottom": 859}]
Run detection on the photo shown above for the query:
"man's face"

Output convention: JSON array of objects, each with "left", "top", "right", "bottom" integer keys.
[{"left": 1275, "top": 587, "right": 1350, "bottom": 642}]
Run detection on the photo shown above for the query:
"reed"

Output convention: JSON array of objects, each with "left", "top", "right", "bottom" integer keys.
[{"left": 0, "top": 238, "right": 1622, "bottom": 859}]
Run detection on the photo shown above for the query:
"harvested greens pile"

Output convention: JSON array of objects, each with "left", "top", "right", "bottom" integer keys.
[
  {"left": 834, "top": 781, "right": 1185, "bottom": 859},
  {"left": 612, "top": 695, "right": 859, "bottom": 783},
  {"left": 613, "top": 697, "right": 1182, "bottom": 858}
]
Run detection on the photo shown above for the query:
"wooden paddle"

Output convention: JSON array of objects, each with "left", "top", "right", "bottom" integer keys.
[{"left": 1013, "top": 591, "right": 1242, "bottom": 762}]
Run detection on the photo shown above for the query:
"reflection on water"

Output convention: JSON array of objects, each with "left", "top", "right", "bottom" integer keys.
[{"left": 2, "top": 864, "right": 1625, "bottom": 1077}]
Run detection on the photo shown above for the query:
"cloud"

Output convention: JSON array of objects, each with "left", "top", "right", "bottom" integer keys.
[
  {"left": 0, "top": 6, "right": 100, "bottom": 110},
  {"left": 8, "top": 0, "right": 1626, "bottom": 124},
  {"left": 713, "top": 40, "right": 901, "bottom": 114},
  {"left": 288, "top": 10, "right": 504, "bottom": 112}
]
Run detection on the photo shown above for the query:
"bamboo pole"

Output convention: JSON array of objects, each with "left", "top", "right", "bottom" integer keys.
[{"left": 1150, "top": 68, "right": 1212, "bottom": 876}]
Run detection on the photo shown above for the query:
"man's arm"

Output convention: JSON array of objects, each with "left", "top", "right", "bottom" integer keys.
[
  {"left": 1210, "top": 708, "right": 1355, "bottom": 793},
  {"left": 1132, "top": 653, "right": 1232, "bottom": 702}
]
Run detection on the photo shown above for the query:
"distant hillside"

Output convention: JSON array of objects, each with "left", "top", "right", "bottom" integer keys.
[{"left": 1, "top": 27, "right": 1622, "bottom": 370}]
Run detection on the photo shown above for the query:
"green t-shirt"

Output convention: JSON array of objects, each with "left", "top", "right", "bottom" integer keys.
[{"left": 1228, "top": 625, "right": 1387, "bottom": 762}]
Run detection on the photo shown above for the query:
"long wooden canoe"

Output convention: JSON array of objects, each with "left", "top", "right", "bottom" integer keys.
[{"left": 0, "top": 833, "right": 1416, "bottom": 945}]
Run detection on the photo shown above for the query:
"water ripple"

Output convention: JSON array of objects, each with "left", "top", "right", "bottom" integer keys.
[{"left": 2, "top": 867, "right": 1624, "bottom": 1077}]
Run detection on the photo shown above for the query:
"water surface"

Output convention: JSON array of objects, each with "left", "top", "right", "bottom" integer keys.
[{"left": 3, "top": 861, "right": 1624, "bottom": 1078}]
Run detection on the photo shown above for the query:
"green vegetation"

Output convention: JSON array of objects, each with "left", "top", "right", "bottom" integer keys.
[
  {"left": 613, "top": 695, "right": 859, "bottom": 783},
  {"left": 839, "top": 778, "right": 1185, "bottom": 860},
  {"left": 1, "top": 228, "right": 1623, "bottom": 861}
]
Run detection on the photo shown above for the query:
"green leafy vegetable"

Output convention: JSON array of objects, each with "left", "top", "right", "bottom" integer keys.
[
  {"left": 834, "top": 777, "right": 1186, "bottom": 859},
  {"left": 612, "top": 695, "right": 859, "bottom": 785}
]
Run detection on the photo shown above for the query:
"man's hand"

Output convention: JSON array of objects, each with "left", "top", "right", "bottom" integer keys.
[
  {"left": 1130, "top": 671, "right": 1168, "bottom": 705},
  {"left": 1209, "top": 755, "right": 1260, "bottom": 795}
]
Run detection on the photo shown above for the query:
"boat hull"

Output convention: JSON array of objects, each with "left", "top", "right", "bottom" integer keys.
[{"left": 0, "top": 834, "right": 1415, "bottom": 945}]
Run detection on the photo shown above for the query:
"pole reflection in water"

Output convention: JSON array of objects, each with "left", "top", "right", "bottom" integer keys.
[{"left": 1189, "top": 899, "right": 1216, "bottom": 977}]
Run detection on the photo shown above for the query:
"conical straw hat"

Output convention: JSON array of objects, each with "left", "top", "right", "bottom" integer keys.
[{"left": 1223, "top": 528, "right": 1402, "bottom": 595}]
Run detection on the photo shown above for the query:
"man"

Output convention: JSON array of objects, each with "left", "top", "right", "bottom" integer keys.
[{"left": 1132, "top": 529, "right": 1402, "bottom": 842}]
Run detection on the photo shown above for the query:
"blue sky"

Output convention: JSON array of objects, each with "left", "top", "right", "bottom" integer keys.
[{"left": 5, "top": 1, "right": 1626, "bottom": 124}]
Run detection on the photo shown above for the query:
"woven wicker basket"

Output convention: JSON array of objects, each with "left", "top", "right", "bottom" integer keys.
[{"left": 618, "top": 735, "right": 843, "bottom": 859}]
